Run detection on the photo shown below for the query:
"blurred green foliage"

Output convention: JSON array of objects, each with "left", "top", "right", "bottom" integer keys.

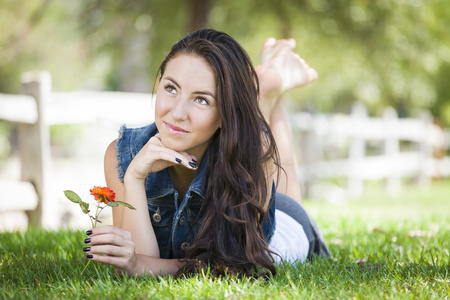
[{"left": 1, "top": 0, "right": 449, "bottom": 124}]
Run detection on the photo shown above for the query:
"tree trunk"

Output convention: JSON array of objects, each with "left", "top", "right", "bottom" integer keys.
[{"left": 188, "top": 0, "right": 212, "bottom": 32}]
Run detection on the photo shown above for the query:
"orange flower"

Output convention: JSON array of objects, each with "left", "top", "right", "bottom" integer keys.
[{"left": 90, "top": 186, "right": 115, "bottom": 203}]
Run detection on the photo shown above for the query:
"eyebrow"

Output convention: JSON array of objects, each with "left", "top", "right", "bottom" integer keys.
[{"left": 164, "top": 76, "right": 216, "bottom": 99}]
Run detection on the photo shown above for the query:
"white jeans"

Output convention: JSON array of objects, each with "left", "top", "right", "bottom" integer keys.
[{"left": 269, "top": 209, "right": 309, "bottom": 263}]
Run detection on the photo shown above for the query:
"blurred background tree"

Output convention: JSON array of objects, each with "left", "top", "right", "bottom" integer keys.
[{"left": 1, "top": 0, "right": 449, "bottom": 124}]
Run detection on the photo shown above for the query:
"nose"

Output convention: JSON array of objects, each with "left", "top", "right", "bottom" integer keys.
[{"left": 170, "top": 96, "right": 189, "bottom": 121}]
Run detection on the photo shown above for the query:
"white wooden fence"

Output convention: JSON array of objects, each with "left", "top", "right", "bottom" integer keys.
[
  {"left": 0, "top": 71, "right": 154, "bottom": 229},
  {"left": 291, "top": 103, "right": 450, "bottom": 199},
  {"left": 0, "top": 72, "right": 449, "bottom": 228}
]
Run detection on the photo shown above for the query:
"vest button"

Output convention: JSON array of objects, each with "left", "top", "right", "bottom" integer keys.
[
  {"left": 152, "top": 207, "right": 161, "bottom": 223},
  {"left": 181, "top": 242, "right": 190, "bottom": 251},
  {"left": 179, "top": 216, "right": 185, "bottom": 225}
]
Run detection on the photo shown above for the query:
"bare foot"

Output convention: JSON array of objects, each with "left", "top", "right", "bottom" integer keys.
[{"left": 257, "top": 37, "right": 318, "bottom": 100}]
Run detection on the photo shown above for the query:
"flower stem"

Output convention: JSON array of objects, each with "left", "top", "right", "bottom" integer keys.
[
  {"left": 93, "top": 198, "right": 102, "bottom": 228},
  {"left": 89, "top": 216, "right": 94, "bottom": 228},
  {"left": 83, "top": 199, "right": 103, "bottom": 275}
]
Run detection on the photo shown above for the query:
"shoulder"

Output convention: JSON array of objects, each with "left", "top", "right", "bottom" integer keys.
[
  {"left": 105, "top": 139, "right": 117, "bottom": 164},
  {"left": 104, "top": 139, "right": 119, "bottom": 183}
]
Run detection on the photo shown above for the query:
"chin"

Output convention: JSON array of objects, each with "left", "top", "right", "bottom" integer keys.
[{"left": 159, "top": 135, "right": 187, "bottom": 152}]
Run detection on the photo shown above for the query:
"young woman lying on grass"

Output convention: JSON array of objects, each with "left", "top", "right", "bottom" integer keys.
[{"left": 83, "top": 29, "right": 330, "bottom": 278}]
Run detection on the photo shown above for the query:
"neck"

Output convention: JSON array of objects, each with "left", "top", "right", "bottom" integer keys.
[
  {"left": 169, "top": 147, "right": 207, "bottom": 197},
  {"left": 170, "top": 163, "right": 197, "bottom": 179},
  {"left": 169, "top": 165, "right": 197, "bottom": 198}
]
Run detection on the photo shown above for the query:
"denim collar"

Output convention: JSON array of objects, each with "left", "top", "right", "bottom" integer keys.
[{"left": 145, "top": 146, "right": 209, "bottom": 201}]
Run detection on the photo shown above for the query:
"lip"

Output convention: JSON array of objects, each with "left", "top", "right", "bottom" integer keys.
[{"left": 165, "top": 122, "right": 189, "bottom": 135}]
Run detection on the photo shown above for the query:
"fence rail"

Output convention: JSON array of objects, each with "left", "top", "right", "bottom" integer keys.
[
  {"left": 291, "top": 103, "right": 450, "bottom": 199},
  {"left": 1, "top": 71, "right": 449, "bottom": 228},
  {"left": 0, "top": 91, "right": 154, "bottom": 127}
]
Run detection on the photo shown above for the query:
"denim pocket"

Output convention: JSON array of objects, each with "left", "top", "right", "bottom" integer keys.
[
  {"left": 184, "top": 198, "right": 203, "bottom": 242},
  {"left": 186, "top": 199, "right": 203, "bottom": 223},
  {"left": 148, "top": 197, "right": 176, "bottom": 258}
]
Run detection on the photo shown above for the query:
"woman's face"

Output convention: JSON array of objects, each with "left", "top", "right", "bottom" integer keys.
[{"left": 155, "top": 54, "right": 222, "bottom": 158}]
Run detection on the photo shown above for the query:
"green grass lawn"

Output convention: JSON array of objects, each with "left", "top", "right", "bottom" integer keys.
[{"left": 1, "top": 180, "right": 449, "bottom": 299}]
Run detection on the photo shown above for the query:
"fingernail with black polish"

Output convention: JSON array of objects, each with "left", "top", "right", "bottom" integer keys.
[
  {"left": 86, "top": 254, "right": 93, "bottom": 259},
  {"left": 188, "top": 162, "right": 198, "bottom": 168},
  {"left": 84, "top": 238, "right": 91, "bottom": 244},
  {"left": 175, "top": 158, "right": 182, "bottom": 163},
  {"left": 86, "top": 230, "right": 92, "bottom": 236},
  {"left": 191, "top": 157, "right": 197, "bottom": 163},
  {"left": 83, "top": 247, "right": 91, "bottom": 252}
]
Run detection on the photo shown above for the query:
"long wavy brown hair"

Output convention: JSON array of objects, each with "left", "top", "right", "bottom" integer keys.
[{"left": 157, "top": 29, "right": 280, "bottom": 278}]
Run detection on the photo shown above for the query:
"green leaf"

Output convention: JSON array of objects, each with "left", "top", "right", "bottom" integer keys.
[
  {"left": 80, "top": 201, "right": 90, "bottom": 214},
  {"left": 64, "top": 190, "right": 82, "bottom": 204},
  {"left": 106, "top": 202, "right": 118, "bottom": 207},
  {"left": 115, "top": 201, "right": 136, "bottom": 210}
]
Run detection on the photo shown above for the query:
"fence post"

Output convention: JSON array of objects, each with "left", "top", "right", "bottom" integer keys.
[
  {"left": 348, "top": 103, "right": 367, "bottom": 197},
  {"left": 418, "top": 112, "right": 433, "bottom": 186},
  {"left": 383, "top": 107, "right": 401, "bottom": 194},
  {"left": 19, "top": 71, "right": 57, "bottom": 228}
]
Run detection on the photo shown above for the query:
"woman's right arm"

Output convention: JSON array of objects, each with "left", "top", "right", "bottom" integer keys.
[
  {"left": 87, "top": 137, "right": 195, "bottom": 276},
  {"left": 104, "top": 141, "right": 124, "bottom": 228},
  {"left": 104, "top": 139, "right": 158, "bottom": 256}
]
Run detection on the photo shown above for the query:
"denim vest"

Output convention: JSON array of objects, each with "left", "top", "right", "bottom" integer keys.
[{"left": 115, "top": 123, "right": 276, "bottom": 259}]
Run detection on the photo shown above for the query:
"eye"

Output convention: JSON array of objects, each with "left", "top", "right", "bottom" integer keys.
[
  {"left": 194, "top": 97, "right": 209, "bottom": 105},
  {"left": 164, "top": 84, "right": 177, "bottom": 94}
]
